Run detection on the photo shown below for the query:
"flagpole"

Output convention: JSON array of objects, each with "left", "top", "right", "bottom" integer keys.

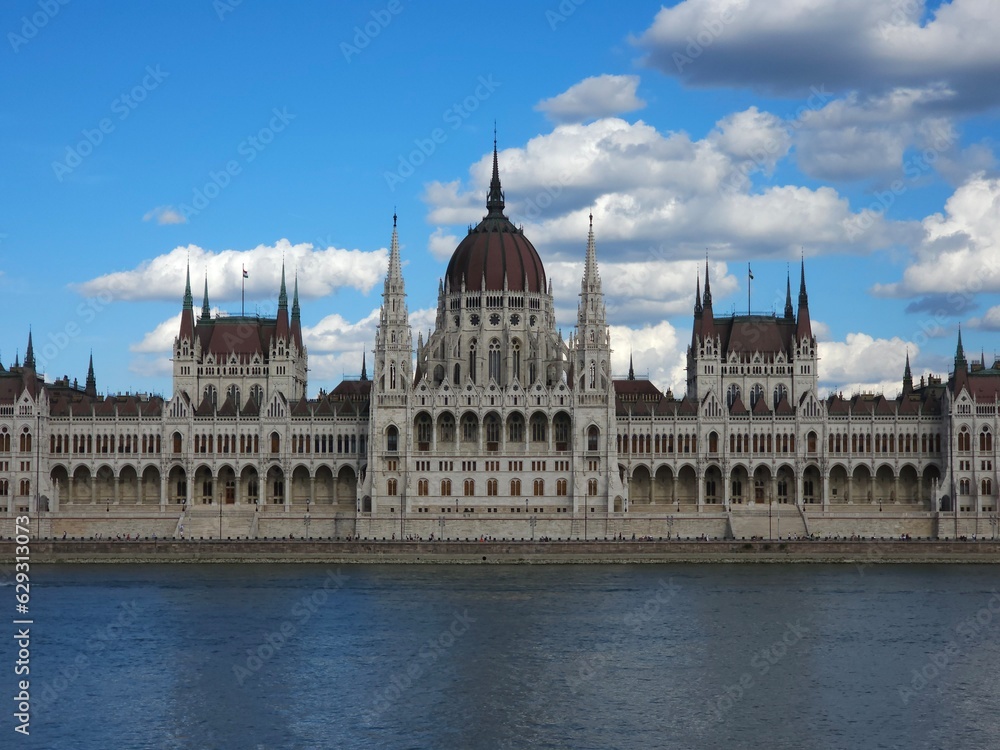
[
  {"left": 748, "top": 262, "right": 751, "bottom": 315},
  {"left": 242, "top": 265, "right": 245, "bottom": 317}
]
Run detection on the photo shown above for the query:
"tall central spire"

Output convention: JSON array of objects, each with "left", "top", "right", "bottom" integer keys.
[{"left": 486, "top": 130, "right": 505, "bottom": 217}]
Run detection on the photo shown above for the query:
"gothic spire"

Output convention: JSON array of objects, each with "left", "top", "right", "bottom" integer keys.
[
  {"left": 628, "top": 353, "right": 635, "bottom": 381},
  {"left": 291, "top": 272, "right": 300, "bottom": 322},
  {"left": 956, "top": 325, "right": 967, "bottom": 369},
  {"left": 694, "top": 272, "right": 703, "bottom": 316},
  {"left": 278, "top": 261, "right": 288, "bottom": 310},
  {"left": 486, "top": 132, "right": 505, "bottom": 217},
  {"left": 183, "top": 258, "right": 193, "bottom": 310},
  {"left": 85, "top": 351, "right": 97, "bottom": 397},
  {"left": 581, "top": 213, "right": 602, "bottom": 296},
  {"left": 798, "top": 257, "right": 809, "bottom": 308},
  {"left": 796, "top": 257, "right": 813, "bottom": 341},
  {"left": 386, "top": 211, "right": 403, "bottom": 292},
  {"left": 24, "top": 329, "right": 34, "bottom": 370},
  {"left": 903, "top": 351, "right": 913, "bottom": 394},
  {"left": 702, "top": 259, "right": 713, "bottom": 308},
  {"left": 201, "top": 274, "right": 211, "bottom": 321},
  {"left": 360, "top": 351, "right": 368, "bottom": 381},
  {"left": 784, "top": 268, "right": 794, "bottom": 319}
]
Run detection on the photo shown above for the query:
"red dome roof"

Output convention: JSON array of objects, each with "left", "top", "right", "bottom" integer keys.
[{"left": 444, "top": 143, "right": 547, "bottom": 294}]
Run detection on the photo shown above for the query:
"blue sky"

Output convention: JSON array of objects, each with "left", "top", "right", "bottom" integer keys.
[{"left": 2, "top": 0, "right": 999, "bottom": 398}]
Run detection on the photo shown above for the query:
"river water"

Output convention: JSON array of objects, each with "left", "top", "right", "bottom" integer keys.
[{"left": 8, "top": 563, "right": 1000, "bottom": 749}]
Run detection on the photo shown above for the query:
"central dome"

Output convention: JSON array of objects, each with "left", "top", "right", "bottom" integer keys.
[{"left": 444, "top": 145, "right": 547, "bottom": 294}]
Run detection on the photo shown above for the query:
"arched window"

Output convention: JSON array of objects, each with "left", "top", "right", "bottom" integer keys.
[
  {"left": 983, "top": 478, "right": 993, "bottom": 497},
  {"left": 588, "top": 426, "right": 599, "bottom": 452},
  {"left": 418, "top": 479, "right": 429, "bottom": 496},
  {"left": 387, "top": 479, "right": 398, "bottom": 496},
  {"left": 533, "top": 479, "right": 544, "bottom": 496},
  {"left": 511, "top": 340, "right": 521, "bottom": 382},
  {"left": 19, "top": 428, "right": 31, "bottom": 453},
  {"left": 469, "top": 339, "right": 477, "bottom": 384},
  {"left": 250, "top": 384, "right": 264, "bottom": 404},
  {"left": 588, "top": 478, "right": 598, "bottom": 495},
  {"left": 464, "top": 479, "right": 475, "bottom": 496},
  {"left": 389, "top": 362, "right": 397, "bottom": 390},
  {"left": 749, "top": 383, "right": 764, "bottom": 409},
  {"left": 387, "top": 425, "right": 399, "bottom": 452},
  {"left": 205, "top": 385, "right": 217, "bottom": 409},
  {"left": 556, "top": 479, "right": 568, "bottom": 496},
  {"left": 487, "top": 479, "right": 498, "bottom": 496},
  {"left": 227, "top": 384, "right": 241, "bottom": 407},
  {"left": 981, "top": 427, "right": 993, "bottom": 453},
  {"left": 441, "top": 479, "right": 452, "bottom": 496},
  {"left": 270, "top": 432, "right": 280, "bottom": 453},
  {"left": 508, "top": 413, "right": 525, "bottom": 443},
  {"left": 958, "top": 426, "right": 971, "bottom": 452},
  {"left": 589, "top": 361, "right": 596, "bottom": 389},
  {"left": 416, "top": 414, "right": 431, "bottom": 450},
  {"left": 485, "top": 414, "right": 501, "bottom": 450},
  {"left": 511, "top": 478, "right": 521, "bottom": 496},
  {"left": 461, "top": 414, "right": 478, "bottom": 443},
  {"left": 453, "top": 363, "right": 461, "bottom": 384},
  {"left": 489, "top": 339, "right": 501, "bottom": 383},
  {"left": 530, "top": 413, "right": 546, "bottom": 442}
]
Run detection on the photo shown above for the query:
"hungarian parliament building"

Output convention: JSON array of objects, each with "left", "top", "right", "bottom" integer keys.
[{"left": 2, "top": 147, "right": 997, "bottom": 540}]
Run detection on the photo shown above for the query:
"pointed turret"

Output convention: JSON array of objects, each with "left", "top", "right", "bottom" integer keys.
[
  {"left": 360, "top": 351, "right": 368, "bottom": 381},
  {"left": 574, "top": 215, "right": 610, "bottom": 393},
  {"left": 291, "top": 273, "right": 303, "bottom": 349},
  {"left": 694, "top": 273, "right": 703, "bottom": 316},
  {"left": 24, "top": 330, "right": 35, "bottom": 371},
  {"left": 628, "top": 353, "right": 635, "bottom": 381},
  {"left": 376, "top": 212, "right": 412, "bottom": 394},
  {"left": 179, "top": 260, "right": 195, "bottom": 341},
  {"left": 902, "top": 351, "right": 913, "bottom": 395},
  {"left": 85, "top": 352, "right": 97, "bottom": 397},
  {"left": 955, "top": 326, "right": 967, "bottom": 370},
  {"left": 200, "top": 274, "right": 211, "bottom": 322},
  {"left": 485, "top": 134, "right": 505, "bottom": 217},
  {"left": 796, "top": 258, "right": 813, "bottom": 341},
  {"left": 700, "top": 260, "right": 715, "bottom": 340},
  {"left": 784, "top": 269, "right": 794, "bottom": 319},
  {"left": 275, "top": 260, "right": 290, "bottom": 343}
]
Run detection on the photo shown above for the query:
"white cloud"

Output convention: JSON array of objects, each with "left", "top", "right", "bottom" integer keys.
[
  {"left": 130, "top": 313, "right": 182, "bottom": 353},
  {"left": 423, "top": 116, "right": 900, "bottom": 263},
  {"left": 129, "top": 355, "right": 173, "bottom": 379},
  {"left": 609, "top": 321, "right": 685, "bottom": 394},
  {"left": 143, "top": 205, "right": 187, "bottom": 225},
  {"left": 818, "top": 332, "right": 915, "bottom": 396},
  {"left": 428, "top": 228, "right": 461, "bottom": 262},
  {"left": 635, "top": 0, "right": 1000, "bottom": 111},
  {"left": 535, "top": 74, "right": 647, "bottom": 123},
  {"left": 75, "top": 238, "right": 388, "bottom": 302},
  {"left": 873, "top": 174, "right": 1000, "bottom": 299}
]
